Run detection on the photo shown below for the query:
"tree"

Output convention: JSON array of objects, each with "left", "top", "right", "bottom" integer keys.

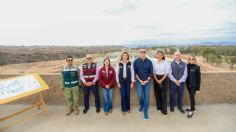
[{"left": 230, "top": 57, "right": 236, "bottom": 68}]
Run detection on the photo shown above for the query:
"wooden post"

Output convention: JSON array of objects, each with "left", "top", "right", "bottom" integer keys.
[{"left": 0, "top": 92, "right": 49, "bottom": 130}]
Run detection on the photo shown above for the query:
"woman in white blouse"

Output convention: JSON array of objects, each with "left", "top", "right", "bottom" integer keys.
[
  {"left": 116, "top": 52, "right": 135, "bottom": 115},
  {"left": 153, "top": 50, "right": 170, "bottom": 115}
]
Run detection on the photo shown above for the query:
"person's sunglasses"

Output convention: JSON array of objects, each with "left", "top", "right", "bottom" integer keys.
[
  {"left": 87, "top": 57, "right": 92, "bottom": 60},
  {"left": 67, "top": 59, "right": 73, "bottom": 62},
  {"left": 140, "top": 51, "right": 146, "bottom": 53},
  {"left": 189, "top": 58, "right": 195, "bottom": 60}
]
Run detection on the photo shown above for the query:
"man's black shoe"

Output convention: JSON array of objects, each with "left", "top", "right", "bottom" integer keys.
[
  {"left": 170, "top": 107, "right": 174, "bottom": 112},
  {"left": 161, "top": 111, "right": 167, "bottom": 115}
]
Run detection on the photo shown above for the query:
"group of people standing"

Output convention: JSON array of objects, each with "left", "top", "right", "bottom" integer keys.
[{"left": 60, "top": 48, "right": 201, "bottom": 120}]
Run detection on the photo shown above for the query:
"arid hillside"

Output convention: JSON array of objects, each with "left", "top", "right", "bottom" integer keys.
[{"left": 0, "top": 46, "right": 123, "bottom": 66}]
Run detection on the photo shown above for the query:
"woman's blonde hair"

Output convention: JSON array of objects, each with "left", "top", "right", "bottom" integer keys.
[
  {"left": 187, "top": 54, "right": 197, "bottom": 64},
  {"left": 120, "top": 52, "right": 129, "bottom": 62}
]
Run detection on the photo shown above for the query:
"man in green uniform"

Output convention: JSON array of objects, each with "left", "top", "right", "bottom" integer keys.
[{"left": 61, "top": 56, "right": 80, "bottom": 116}]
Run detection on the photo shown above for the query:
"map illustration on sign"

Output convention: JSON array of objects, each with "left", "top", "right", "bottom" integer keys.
[
  {"left": 0, "top": 75, "right": 41, "bottom": 100},
  {"left": 0, "top": 73, "right": 49, "bottom": 104}
]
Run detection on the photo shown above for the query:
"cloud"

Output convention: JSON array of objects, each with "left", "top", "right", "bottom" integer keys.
[
  {"left": 133, "top": 25, "right": 160, "bottom": 31},
  {"left": 0, "top": 0, "right": 235, "bottom": 46},
  {"left": 103, "top": 0, "right": 138, "bottom": 14}
]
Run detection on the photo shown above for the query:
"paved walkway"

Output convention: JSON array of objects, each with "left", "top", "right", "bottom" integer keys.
[{"left": 1, "top": 104, "right": 236, "bottom": 132}]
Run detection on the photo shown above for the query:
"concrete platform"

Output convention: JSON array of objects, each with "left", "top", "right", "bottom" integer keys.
[{"left": 1, "top": 103, "right": 236, "bottom": 132}]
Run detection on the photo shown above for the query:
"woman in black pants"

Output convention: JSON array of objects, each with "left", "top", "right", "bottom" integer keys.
[
  {"left": 186, "top": 54, "right": 201, "bottom": 118},
  {"left": 153, "top": 51, "right": 169, "bottom": 115}
]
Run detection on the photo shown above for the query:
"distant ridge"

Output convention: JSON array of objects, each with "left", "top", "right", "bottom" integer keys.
[{"left": 122, "top": 41, "right": 236, "bottom": 48}]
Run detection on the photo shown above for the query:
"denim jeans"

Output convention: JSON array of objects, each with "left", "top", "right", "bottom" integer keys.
[
  {"left": 136, "top": 81, "right": 151, "bottom": 113},
  {"left": 169, "top": 81, "right": 185, "bottom": 109},
  {"left": 120, "top": 80, "right": 131, "bottom": 112},
  {"left": 102, "top": 88, "right": 113, "bottom": 112}
]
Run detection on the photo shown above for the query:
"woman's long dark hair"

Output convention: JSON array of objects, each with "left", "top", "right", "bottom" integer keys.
[
  {"left": 157, "top": 50, "right": 165, "bottom": 60},
  {"left": 103, "top": 57, "right": 111, "bottom": 67}
]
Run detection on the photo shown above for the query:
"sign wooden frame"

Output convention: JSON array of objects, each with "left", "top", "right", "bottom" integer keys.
[{"left": 0, "top": 73, "right": 49, "bottom": 130}]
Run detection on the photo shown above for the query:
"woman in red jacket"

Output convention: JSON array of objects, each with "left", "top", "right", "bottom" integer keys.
[{"left": 99, "top": 58, "right": 116, "bottom": 115}]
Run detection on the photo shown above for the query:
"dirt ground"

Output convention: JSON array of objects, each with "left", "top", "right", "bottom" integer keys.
[{"left": 0, "top": 51, "right": 234, "bottom": 74}]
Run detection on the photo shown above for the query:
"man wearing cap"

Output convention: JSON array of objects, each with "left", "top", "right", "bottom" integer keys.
[{"left": 80, "top": 54, "right": 100, "bottom": 114}]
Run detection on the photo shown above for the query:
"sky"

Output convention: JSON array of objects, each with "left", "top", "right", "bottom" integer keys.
[{"left": 0, "top": 0, "right": 235, "bottom": 46}]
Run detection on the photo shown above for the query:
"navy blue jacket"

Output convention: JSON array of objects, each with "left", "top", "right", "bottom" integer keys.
[{"left": 133, "top": 57, "right": 153, "bottom": 81}]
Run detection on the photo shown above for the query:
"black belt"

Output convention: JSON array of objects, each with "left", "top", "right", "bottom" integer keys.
[{"left": 155, "top": 74, "right": 164, "bottom": 79}]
